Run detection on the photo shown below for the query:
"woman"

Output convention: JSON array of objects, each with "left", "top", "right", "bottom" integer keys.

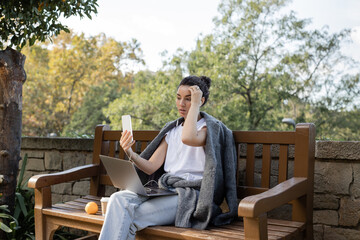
[{"left": 99, "top": 76, "right": 237, "bottom": 240}]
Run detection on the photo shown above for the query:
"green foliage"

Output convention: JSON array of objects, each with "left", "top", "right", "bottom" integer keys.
[
  {"left": 0, "top": 154, "right": 35, "bottom": 239},
  {"left": 16, "top": 0, "right": 360, "bottom": 140},
  {"left": 104, "top": 70, "right": 182, "bottom": 130},
  {"left": 22, "top": 31, "right": 144, "bottom": 136},
  {"left": 0, "top": 0, "right": 98, "bottom": 50},
  {"left": 0, "top": 155, "right": 82, "bottom": 239},
  {"left": 62, "top": 79, "right": 125, "bottom": 137},
  {"left": 182, "top": 0, "right": 351, "bottom": 130},
  {"left": 0, "top": 205, "right": 16, "bottom": 234},
  {"left": 102, "top": 0, "right": 359, "bottom": 140}
]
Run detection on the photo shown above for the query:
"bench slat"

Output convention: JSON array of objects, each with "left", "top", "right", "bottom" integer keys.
[
  {"left": 278, "top": 145, "right": 289, "bottom": 183},
  {"left": 109, "top": 141, "right": 116, "bottom": 157},
  {"left": 103, "top": 130, "right": 159, "bottom": 141},
  {"left": 233, "top": 131, "right": 296, "bottom": 144},
  {"left": 100, "top": 174, "right": 113, "bottom": 185},
  {"left": 245, "top": 144, "right": 255, "bottom": 186},
  {"left": 261, "top": 144, "right": 271, "bottom": 188},
  {"left": 215, "top": 220, "right": 299, "bottom": 239},
  {"left": 43, "top": 207, "right": 104, "bottom": 223}
]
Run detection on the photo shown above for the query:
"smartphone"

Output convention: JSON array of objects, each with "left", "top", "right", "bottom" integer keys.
[{"left": 122, "top": 115, "right": 133, "bottom": 141}]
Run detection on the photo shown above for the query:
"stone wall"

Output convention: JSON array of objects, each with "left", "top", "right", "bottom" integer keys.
[
  {"left": 20, "top": 137, "right": 360, "bottom": 239},
  {"left": 313, "top": 141, "right": 360, "bottom": 240},
  {"left": 20, "top": 137, "right": 94, "bottom": 204}
]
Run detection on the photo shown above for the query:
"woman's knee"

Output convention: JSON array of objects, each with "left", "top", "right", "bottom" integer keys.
[{"left": 110, "top": 190, "right": 137, "bottom": 202}]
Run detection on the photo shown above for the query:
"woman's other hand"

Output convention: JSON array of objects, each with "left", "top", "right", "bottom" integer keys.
[{"left": 189, "top": 85, "right": 203, "bottom": 107}]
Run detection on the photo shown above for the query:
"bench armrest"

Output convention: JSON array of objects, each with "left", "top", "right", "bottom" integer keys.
[
  {"left": 238, "top": 177, "right": 308, "bottom": 218},
  {"left": 28, "top": 164, "right": 100, "bottom": 189}
]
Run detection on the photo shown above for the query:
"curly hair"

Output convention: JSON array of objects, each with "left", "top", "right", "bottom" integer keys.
[{"left": 178, "top": 75, "right": 211, "bottom": 106}]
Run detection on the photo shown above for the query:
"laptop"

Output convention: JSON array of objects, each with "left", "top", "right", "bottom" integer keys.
[{"left": 100, "top": 155, "right": 177, "bottom": 197}]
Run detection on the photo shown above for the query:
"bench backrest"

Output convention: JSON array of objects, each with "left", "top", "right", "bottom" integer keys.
[{"left": 89, "top": 123, "right": 315, "bottom": 222}]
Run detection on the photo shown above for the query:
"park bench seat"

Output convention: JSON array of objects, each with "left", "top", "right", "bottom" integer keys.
[{"left": 28, "top": 123, "right": 315, "bottom": 240}]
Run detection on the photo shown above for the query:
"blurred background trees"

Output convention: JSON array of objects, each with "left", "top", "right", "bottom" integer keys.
[
  {"left": 22, "top": 31, "right": 144, "bottom": 136},
  {"left": 21, "top": 0, "right": 360, "bottom": 140}
]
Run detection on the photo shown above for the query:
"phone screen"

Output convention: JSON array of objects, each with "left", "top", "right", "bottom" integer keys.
[{"left": 122, "top": 115, "right": 133, "bottom": 141}]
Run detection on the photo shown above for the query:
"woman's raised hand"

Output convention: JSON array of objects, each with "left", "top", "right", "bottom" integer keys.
[
  {"left": 189, "top": 85, "right": 203, "bottom": 107},
  {"left": 120, "top": 130, "right": 135, "bottom": 153}
]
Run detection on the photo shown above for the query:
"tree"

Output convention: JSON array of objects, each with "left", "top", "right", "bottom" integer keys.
[
  {"left": 104, "top": 70, "right": 182, "bottom": 130},
  {"left": 62, "top": 79, "right": 126, "bottom": 137},
  {"left": 22, "top": 31, "right": 144, "bottom": 136},
  {"left": 172, "top": 0, "right": 354, "bottom": 131},
  {"left": 305, "top": 73, "right": 360, "bottom": 140},
  {"left": 104, "top": 0, "right": 359, "bottom": 138},
  {"left": 0, "top": 0, "right": 98, "bottom": 221}
]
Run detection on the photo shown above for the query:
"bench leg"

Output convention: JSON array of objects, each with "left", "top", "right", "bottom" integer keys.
[
  {"left": 34, "top": 187, "right": 59, "bottom": 239},
  {"left": 243, "top": 213, "right": 268, "bottom": 240}
]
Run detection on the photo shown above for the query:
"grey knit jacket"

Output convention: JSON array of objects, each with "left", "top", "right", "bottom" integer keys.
[{"left": 138, "top": 112, "right": 238, "bottom": 229}]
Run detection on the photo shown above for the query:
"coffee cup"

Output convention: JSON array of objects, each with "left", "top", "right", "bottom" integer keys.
[{"left": 100, "top": 197, "right": 110, "bottom": 216}]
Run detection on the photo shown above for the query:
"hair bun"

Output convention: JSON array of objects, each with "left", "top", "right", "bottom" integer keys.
[{"left": 200, "top": 76, "right": 211, "bottom": 89}]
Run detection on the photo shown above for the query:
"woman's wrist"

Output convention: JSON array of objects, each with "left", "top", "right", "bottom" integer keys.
[{"left": 127, "top": 150, "right": 139, "bottom": 163}]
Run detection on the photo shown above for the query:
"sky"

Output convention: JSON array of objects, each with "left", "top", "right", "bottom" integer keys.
[{"left": 61, "top": 0, "right": 360, "bottom": 72}]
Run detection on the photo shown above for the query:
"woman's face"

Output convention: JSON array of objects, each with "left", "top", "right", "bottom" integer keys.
[{"left": 176, "top": 85, "right": 192, "bottom": 119}]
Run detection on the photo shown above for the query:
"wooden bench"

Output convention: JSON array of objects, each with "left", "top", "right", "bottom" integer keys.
[{"left": 28, "top": 123, "right": 315, "bottom": 240}]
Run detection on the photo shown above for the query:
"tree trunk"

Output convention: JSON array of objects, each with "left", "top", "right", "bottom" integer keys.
[{"left": 0, "top": 48, "right": 26, "bottom": 215}]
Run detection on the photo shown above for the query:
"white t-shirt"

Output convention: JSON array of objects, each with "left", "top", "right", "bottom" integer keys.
[{"left": 164, "top": 118, "right": 207, "bottom": 181}]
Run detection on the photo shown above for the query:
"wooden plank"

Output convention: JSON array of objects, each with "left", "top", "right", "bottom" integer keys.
[
  {"left": 119, "top": 142, "right": 125, "bottom": 159},
  {"left": 92, "top": 125, "right": 110, "bottom": 165},
  {"left": 199, "top": 229, "right": 244, "bottom": 239},
  {"left": 99, "top": 175, "right": 113, "bottom": 186},
  {"left": 293, "top": 123, "right": 315, "bottom": 235},
  {"left": 237, "top": 186, "right": 268, "bottom": 199},
  {"left": 139, "top": 225, "right": 235, "bottom": 240},
  {"left": 43, "top": 207, "right": 104, "bottom": 224},
  {"left": 82, "top": 195, "right": 101, "bottom": 201},
  {"left": 233, "top": 131, "right": 295, "bottom": 145},
  {"left": 210, "top": 220, "right": 300, "bottom": 240},
  {"left": 245, "top": 144, "right": 255, "bottom": 186},
  {"left": 236, "top": 158, "right": 241, "bottom": 187},
  {"left": 43, "top": 210, "right": 103, "bottom": 234},
  {"left": 267, "top": 224, "right": 299, "bottom": 233},
  {"left": 29, "top": 164, "right": 99, "bottom": 189},
  {"left": 103, "top": 130, "right": 159, "bottom": 141},
  {"left": 108, "top": 141, "right": 116, "bottom": 157},
  {"left": 75, "top": 234, "right": 99, "bottom": 240},
  {"left": 72, "top": 198, "right": 100, "bottom": 206},
  {"left": 261, "top": 144, "right": 271, "bottom": 188},
  {"left": 278, "top": 145, "right": 289, "bottom": 183},
  {"left": 102, "top": 131, "right": 121, "bottom": 141},
  {"left": 229, "top": 219, "right": 300, "bottom": 239},
  {"left": 52, "top": 203, "right": 95, "bottom": 213},
  {"left": 267, "top": 219, "right": 305, "bottom": 229},
  {"left": 140, "top": 141, "right": 147, "bottom": 152}
]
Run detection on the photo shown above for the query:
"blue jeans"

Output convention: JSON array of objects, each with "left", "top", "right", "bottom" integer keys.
[{"left": 98, "top": 190, "right": 178, "bottom": 240}]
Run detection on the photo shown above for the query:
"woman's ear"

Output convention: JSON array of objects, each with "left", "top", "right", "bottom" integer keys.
[{"left": 201, "top": 97, "right": 205, "bottom": 106}]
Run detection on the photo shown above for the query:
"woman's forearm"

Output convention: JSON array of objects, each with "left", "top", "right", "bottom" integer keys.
[
  {"left": 126, "top": 137, "right": 168, "bottom": 175},
  {"left": 181, "top": 105, "right": 200, "bottom": 144},
  {"left": 127, "top": 151, "right": 156, "bottom": 175}
]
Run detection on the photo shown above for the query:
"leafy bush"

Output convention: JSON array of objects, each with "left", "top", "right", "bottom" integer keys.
[
  {"left": 1, "top": 154, "right": 83, "bottom": 239},
  {"left": 0, "top": 154, "right": 35, "bottom": 239}
]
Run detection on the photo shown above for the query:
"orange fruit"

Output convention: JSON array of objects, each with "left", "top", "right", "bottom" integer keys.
[{"left": 85, "top": 201, "right": 98, "bottom": 214}]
